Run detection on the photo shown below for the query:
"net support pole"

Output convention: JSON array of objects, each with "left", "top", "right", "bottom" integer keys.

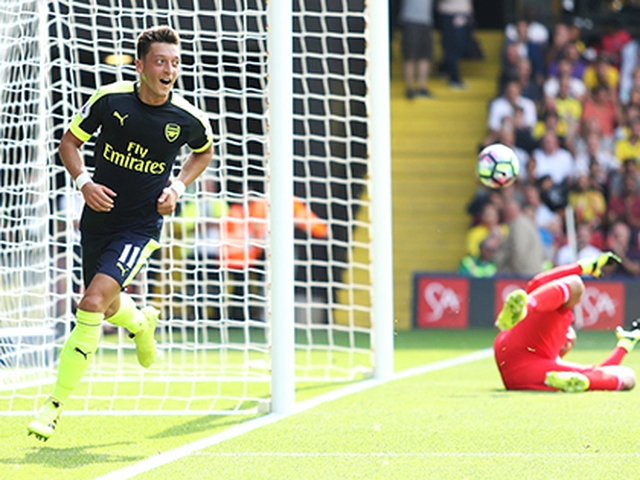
[
  {"left": 267, "top": 0, "right": 295, "bottom": 414},
  {"left": 368, "top": 1, "right": 394, "bottom": 380}
]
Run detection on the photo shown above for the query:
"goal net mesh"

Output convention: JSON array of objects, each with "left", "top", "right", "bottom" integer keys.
[{"left": 0, "top": 0, "right": 374, "bottom": 414}]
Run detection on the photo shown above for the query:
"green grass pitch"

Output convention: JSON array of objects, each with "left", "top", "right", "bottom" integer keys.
[{"left": 2, "top": 329, "right": 640, "bottom": 479}]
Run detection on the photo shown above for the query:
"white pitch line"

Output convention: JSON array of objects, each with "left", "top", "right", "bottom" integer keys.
[
  {"left": 191, "top": 451, "right": 640, "bottom": 459},
  {"left": 94, "top": 348, "right": 493, "bottom": 480}
]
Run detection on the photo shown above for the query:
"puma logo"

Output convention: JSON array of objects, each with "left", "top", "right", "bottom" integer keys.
[
  {"left": 74, "top": 347, "right": 89, "bottom": 360},
  {"left": 113, "top": 111, "right": 129, "bottom": 126},
  {"left": 116, "top": 262, "right": 127, "bottom": 277}
]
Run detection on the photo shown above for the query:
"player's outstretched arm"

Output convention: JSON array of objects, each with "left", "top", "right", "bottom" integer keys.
[
  {"left": 59, "top": 130, "right": 116, "bottom": 212},
  {"left": 157, "top": 145, "right": 214, "bottom": 216},
  {"left": 526, "top": 252, "right": 621, "bottom": 293},
  {"left": 578, "top": 252, "right": 622, "bottom": 278}
]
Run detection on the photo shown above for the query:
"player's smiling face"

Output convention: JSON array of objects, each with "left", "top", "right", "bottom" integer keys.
[{"left": 136, "top": 42, "right": 180, "bottom": 106}]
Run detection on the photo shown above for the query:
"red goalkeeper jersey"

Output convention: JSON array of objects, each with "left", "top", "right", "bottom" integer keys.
[{"left": 494, "top": 264, "right": 595, "bottom": 390}]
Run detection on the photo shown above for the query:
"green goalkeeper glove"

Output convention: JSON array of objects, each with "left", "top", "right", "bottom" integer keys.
[{"left": 578, "top": 251, "right": 621, "bottom": 278}]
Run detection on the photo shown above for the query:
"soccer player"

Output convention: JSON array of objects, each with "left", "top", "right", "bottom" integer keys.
[
  {"left": 494, "top": 252, "right": 640, "bottom": 392},
  {"left": 27, "top": 25, "right": 213, "bottom": 441}
]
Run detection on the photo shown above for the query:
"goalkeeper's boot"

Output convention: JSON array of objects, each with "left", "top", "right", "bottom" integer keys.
[
  {"left": 130, "top": 306, "right": 159, "bottom": 368},
  {"left": 615, "top": 319, "right": 640, "bottom": 352},
  {"left": 494, "top": 289, "right": 528, "bottom": 331},
  {"left": 544, "top": 371, "right": 590, "bottom": 393},
  {"left": 27, "top": 397, "right": 64, "bottom": 441}
]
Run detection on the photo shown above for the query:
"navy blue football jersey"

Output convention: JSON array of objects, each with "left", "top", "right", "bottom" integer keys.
[{"left": 69, "top": 81, "right": 213, "bottom": 237}]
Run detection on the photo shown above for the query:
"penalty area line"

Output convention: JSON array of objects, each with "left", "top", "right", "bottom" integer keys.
[{"left": 94, "top": 348, "right": 493, "bottom": 480}]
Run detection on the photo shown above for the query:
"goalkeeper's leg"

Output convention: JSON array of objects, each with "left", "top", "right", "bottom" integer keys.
[
  {"left": 106, "top": 292, "right": 159, "bottom": 368},
  {"left": 27, "top": 310, "right": 103, "bottom": 441}
]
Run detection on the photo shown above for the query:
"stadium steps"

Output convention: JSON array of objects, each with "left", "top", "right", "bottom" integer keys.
[{"left": 391, "top": 30, "right": 504, "bottom": 329}]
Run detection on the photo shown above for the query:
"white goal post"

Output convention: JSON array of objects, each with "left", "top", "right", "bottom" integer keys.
[{"left": 0, "top": 0, "right": 393, "bottom": 415}]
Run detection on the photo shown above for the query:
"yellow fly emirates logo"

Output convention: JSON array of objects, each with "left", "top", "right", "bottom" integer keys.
[{"left": 102, "top": 141, "right": 166, "bottom": 174}]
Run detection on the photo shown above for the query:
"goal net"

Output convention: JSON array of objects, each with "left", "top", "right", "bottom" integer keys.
[{"left": 0, "top": 0, "right": 384, "bottom": 415}]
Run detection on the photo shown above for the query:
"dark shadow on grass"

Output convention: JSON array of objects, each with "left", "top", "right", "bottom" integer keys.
[
  {"left": 295, "top": 380, "right": 356, "bottom": 394},
  {"left": 2, "top": 442, "right": 141, "bottom": 468},
  {"left": 149, "top": 414, "right": 261, "bottom": 440}
]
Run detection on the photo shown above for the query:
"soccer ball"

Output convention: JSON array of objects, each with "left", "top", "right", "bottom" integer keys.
[{"left": 477, "top": 143, "right": 520, "bottom": 189}]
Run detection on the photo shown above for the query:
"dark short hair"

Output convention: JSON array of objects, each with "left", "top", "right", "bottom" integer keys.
[{"left": 136, "top": 25, "right": 180, "bottom": 60}]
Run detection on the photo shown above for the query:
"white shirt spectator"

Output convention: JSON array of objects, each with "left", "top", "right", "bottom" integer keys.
[
  {"left": 543, "top": 76, "right": 587, "bottom": 100},
  {"left": 505, "top": 21, "right": 549, "bottom": 46},
  {"left": 532, "top": 131, "right": 575, "bottom": 185},
  {"left": 487, "top": 95, "right": 537, "bottom": 132},
  {"left": 555, "top": 243, "right": 602, "bottom": 265},
  {"left": 574, "top": 149, "right": 619, "bottom": 177}
]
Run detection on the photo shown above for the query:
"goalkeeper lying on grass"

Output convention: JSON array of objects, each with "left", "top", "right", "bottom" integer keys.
[{"left": 494, "top": 252, "right": 640, "bottom": 392}]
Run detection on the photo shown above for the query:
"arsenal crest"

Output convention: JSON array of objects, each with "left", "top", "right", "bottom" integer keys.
[{"left": 165, "top": 123, "right": 181, "bottom": 142}]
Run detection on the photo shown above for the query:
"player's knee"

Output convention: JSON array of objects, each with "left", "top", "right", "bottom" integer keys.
[
  {"left": 564, "top": 275, "right": 585, "bottom": 309},
  {"left": 620, "top": 368, "right": 636, "bottom": 391},
  {"left": 78, "top": 293, "right": 109, "bottom": 313}
]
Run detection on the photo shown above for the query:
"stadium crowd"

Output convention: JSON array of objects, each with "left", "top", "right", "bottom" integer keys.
[{"left": 462, "top": 13, "right": 640, "bottom": 279}]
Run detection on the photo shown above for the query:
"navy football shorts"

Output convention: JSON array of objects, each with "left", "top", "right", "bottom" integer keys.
[{"left": 81, "top": 231, "right": 160, "bottom": 289}]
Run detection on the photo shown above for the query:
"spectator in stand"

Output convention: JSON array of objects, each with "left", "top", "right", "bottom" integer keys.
[
  {"left": 567, "top": 173, "right": 607, "bottom": 227},
  {"left": 627, "top": 87, "right": 640, "bottom": 112},
  {"left": 574, "top": 117, "right": 615, "bottom": 160},
  {"left": 545, "top": 23, "right": 571, "bottom": 72},
  {"left": 555, "top": 221, "right": 602, "bottom": 266},
  {"left": 465, "top": 201, "right": 508, "bottom": 257},
  {"left": 398, "top": 0, "right": 435, "bottom": 99},
  {"left": 537, "top": 174, "right": 568, "bottom": 212},
  {"left": 581, "top": 85, "right": 620, "bottom": 141},
  {"left": 598, "top": 17, "right": 631, "bottom": 70},
  {"left": 532, "top": 107, "right": 569, "bottom": 149},
  {"left": 466, "top": 186, "right": 506, "bottom": 226},
  {"left": 583, "top": 54, "right": 620, "bottom": 96},
  {"left": 514, "top": 57, "right": 541, "bottom": 102},
  {"left": 619, "top": 45, "right": 640, "bottom": 105},
  {"left": 498, "top": 42, "right": 521, "bottom": 94},
  {"left": 504, "top": 5, "right": 549, "bottom": 48},
  {"left": 486, "top": 80, "right": 537, "bottom": 142},
  {"left": 459, "top": 233, "right": 500, "bottom": 278},
  {"left": 523, "top": 182, "right": 563, "bottom": 261},
  {"left": 587, "top": 160, "right": 611, "bottom": 204},
  {"left": 552, "top": 74, "right": 584, "bottom": 137},
  {"left": 615, "top": 118, "right": 640, "bottom": 164},
  {"left": 610, "top": 158, "right": 640, "bottom": 199},
  {"left": 512, "top": 105, "right": 538, "bottom": 152},
  {"left": 531, "top": 130, "right": 575, "bottom": 188},
  {"left": 575, "top": 132, "right": 620, "bottom": 188},
  {"left": 607, "top": 172, "right": 640, "bottom": 231},
  {"left": 502, "top": 19, "right": 545, "bottom": 83},
  {"left": 543, "top": 58, "right": 587, "bottom": 102},
  {"left": 548, "top": 42, "right": 588, "bottom": 80},
  {"left": 436, "top": 0, "right": 473, "bottom": 89},
  {"left": 615, "top": 102, "right": 640, "bottom": 142},
  {"left": 568, "top": 17, "right": 588, "bottom": 58},
  {"left": 602, "top": 221, "right": 640, "bottom": 277},
  {"left": 495, "top": 197, "right": 548, "bottom": 276}
]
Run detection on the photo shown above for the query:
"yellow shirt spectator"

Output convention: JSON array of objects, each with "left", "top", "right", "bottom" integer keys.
[
  {"left": 466, "top": 223, "right": 509, "bottom": 257},
  {"left": 466, "top": 202, "right": 509, "bottom": 256},
  {"left": 567, "top": 173, "right": 606, "bottom": 226},
  {"left": 583, "top": 60, "right": 619, "bottom": 91},
  {"left": 555, "top": 96, "right": 582, "bottom": 124},
  {"left": 615, "top": 119, "right": 640, "bottom": 163}
]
